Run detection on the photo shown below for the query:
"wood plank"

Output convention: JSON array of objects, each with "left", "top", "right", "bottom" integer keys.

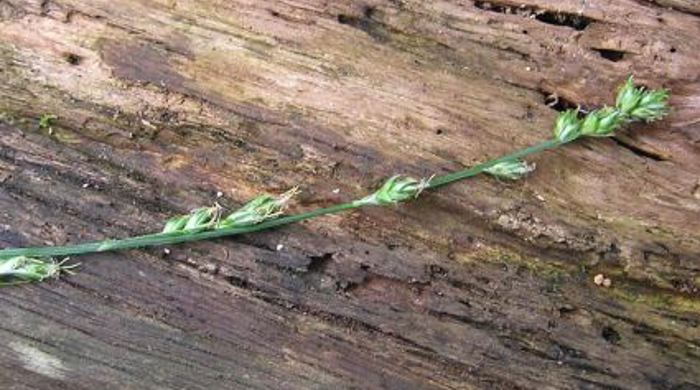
[{"left": 1, "top": 0, "right": 699, "bottom": 388}]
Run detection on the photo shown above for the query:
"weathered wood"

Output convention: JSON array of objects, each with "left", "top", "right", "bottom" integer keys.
[{"left": 1, "top": 0, "right": 699, "bottom": 388}]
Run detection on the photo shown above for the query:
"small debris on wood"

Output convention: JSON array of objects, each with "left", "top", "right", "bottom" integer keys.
[
  {"left": 198, "top": 262, "right": 219, "bottom": 274},
  {"left": 141, "top": 119, "right": 156, "bottom": 129},
  {"left": 594, "top": 273, "right": 612, "bottom": 287}
]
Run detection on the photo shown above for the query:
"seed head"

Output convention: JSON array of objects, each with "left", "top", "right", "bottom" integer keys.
[
  {"left": 0, "top": 257, "right": 77, "bottom": 286},
  {"left": 163, "top": 206, "right": 219, "bottom": 233},
  {"left": 615, "top": 76, "right": 669, "bottom": 122},
  {"left": 615, "top": 76, "right": 643, "bottom": 116},
  {"left": 162, "top": 215, "right": 188, "bottom": 233},
  {"left": 553, "top": 109, "right": 582, "bottom": 142},
  {"left": 185, "top": 207, "right": 218, "bottom": 230},
  {"left": 485, "top": 159, "right": 536, "bottom": 180},
  {"left": 628, "top": 89, "right": 669, "bottom": 122},
  {"left": 580, "top": 107, "right": 623, "bottom": 137},
  {"left": 218, "top": 187, "right": 299, "bottom": 228},
  {"left": 356, "top": 175, "right": 431, "bottom": 206}
]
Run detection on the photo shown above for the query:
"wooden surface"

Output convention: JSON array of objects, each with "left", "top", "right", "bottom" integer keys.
[{"left": 1, "top": 0, "right": 700, "bottom": 388}]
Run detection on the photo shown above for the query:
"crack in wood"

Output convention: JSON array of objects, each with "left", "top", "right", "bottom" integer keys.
[
  {"left": 611, "top": 135, "right": 669, "bottom": 161},
  {"left": 473, "top": 0, "right": 595, "bottom": 31}
]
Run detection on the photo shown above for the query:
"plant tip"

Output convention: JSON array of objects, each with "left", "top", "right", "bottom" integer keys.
[
  {"left": 630, "top": 89, "right": 669, "bottom": 122},
  {"left": 0, "top": 256, "right": 78, "bottom": 286},
  {"left": 615, "top": 76, "right": 669, "bottom": 122}
]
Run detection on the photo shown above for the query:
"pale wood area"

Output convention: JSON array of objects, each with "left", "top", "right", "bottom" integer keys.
[{"left": 1, "top": 0, "right": 699, "bottom": 388}]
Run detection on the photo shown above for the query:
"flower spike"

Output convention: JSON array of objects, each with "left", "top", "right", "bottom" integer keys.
[
  {"left": 218, "top": 187, "right": 299, "bottom": 228},
  {"left": 553, "top": 109, "right": 582, "bottom": 143},
  {"left": 629, "top": 89, "right": 669, "bottom": 122},
  {"left": 580, "top": 107, "right": 623, "bottom": 137},
  {"left": 163, "top": 206, "right": 220, "bottom": 233},
  {"left": 615, "top": 76, "right": 669, "bottom": 122},
  {"left": 355, "top": 175, "right": 432, "bottom": 206},
  {"left": 615, "top": 76, "right": 643, "bottom": 116}
]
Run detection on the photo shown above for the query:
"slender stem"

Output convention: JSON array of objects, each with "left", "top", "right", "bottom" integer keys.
[
  {"left": 427, "top": 139, "right": 561, "bottom": 188},
  {"left": 0, "top": 202, "right": 359, "bottom": 258},
  {"left": 0, "top": 138, "right": 565, "bottom": 259}
]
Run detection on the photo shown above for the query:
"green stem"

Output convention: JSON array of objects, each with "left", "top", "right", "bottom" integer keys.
[
  {"left": 0, "top": 138, "right": 564, "bottom": 259},
  {"left": 0, "top": 202, "right": 359, "bottom": 258},
  {"left": 427, "top": 138, "right": 561, "bottom": 188}
]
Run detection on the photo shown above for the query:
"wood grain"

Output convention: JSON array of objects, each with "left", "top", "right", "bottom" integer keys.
[{"left": 1, "top": 0, "right": 699, "bottom": 388}]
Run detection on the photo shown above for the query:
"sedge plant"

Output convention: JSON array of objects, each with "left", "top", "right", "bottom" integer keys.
[{"left": 0, "top": 77, "right": 669, "bottom": 286}]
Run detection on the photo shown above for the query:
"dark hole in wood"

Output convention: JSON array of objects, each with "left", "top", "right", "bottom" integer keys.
[
  {"left": 338, "top": 5, "right": 375, "bottom": 24},
  {"left": 225, "top": 275, "right": 250, "bottom": 289},
  {"left": 602, "top": 326, "right": 621, "bottom": 344},
  {"left": 670, "top": 47, "right": 677, "bottom": 53},
  {"left": 558, "top": 305, "right": 576, "bottom": 315},
  {"left": 540, "top": 89, "right": 579, "bottom": 112},
  {"left": 435, "top": 128, "right": 444, "bottom": 135},
  {"left": 592, "top": 48, "right": 626, "bottom": 62},
  {"left": 307, "top": 252, "right": 334, "bottom": 273},
  {"left": 474, "top": 1, "right": 593, "bottom": 30},
  {"left": 428, "top": 264, "right": 448, "bottom": 278},
  {"left": 534, "top": 11, "right": 591, "bottom": 31},
  {"left": 336, "top": 7, "right": 388, "bottom": 42},
  {"left": 64, "top": 52, "right": 82, "bottom": 65},
  {"left": 337, "top": 14, "right": 354, "bottom": 24}
]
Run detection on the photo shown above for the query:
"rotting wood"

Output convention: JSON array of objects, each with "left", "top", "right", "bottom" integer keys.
[{"left": 1, "top": 0, "right": 699, "bottom": 388}]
